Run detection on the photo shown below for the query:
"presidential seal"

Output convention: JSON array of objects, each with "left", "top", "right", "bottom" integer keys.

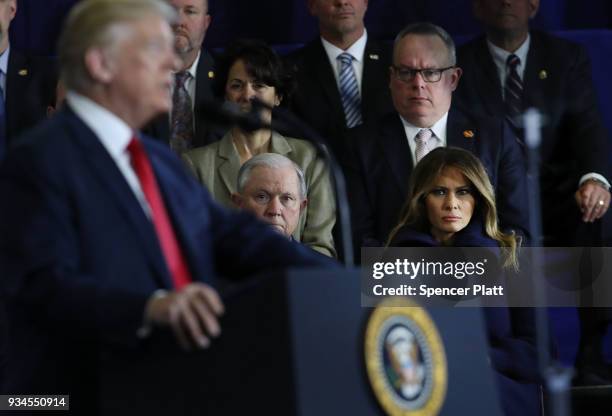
[{"left": 365, "top": 298, "right": 447, "bottom": 416}]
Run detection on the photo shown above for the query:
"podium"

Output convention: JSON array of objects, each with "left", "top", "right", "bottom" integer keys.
[
  {"left": 98, "top": 268, "right": 503, "bottom": 415},
  {"left": 204, "top": 268, "right": 503, "bottom": 415}
]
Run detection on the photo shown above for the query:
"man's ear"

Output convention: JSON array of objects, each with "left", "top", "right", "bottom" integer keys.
[
  {"left": 449, "top": 67, "right": 463, "bottom": 92},
  {"left": 306, "top": 0, "right": 317, "bottom": 16},
  {"left": 84, "top": 48, "right": 115, "bottom": 84},
  {"left": 529, "top": 0, "right": 540, "bottom": 19},
  {"left": 203, "top": 13, "right": 212, "bottom": 33},
  {"left": 472, "top": 0, "right": 483, "bottom": 21},
  {"left": 8, "top": 0, "right": 16, "bottom": 22},
  {"left": 231, "top": 193, "right": 243, "bottom": 208},
  {"left": 299, "top": 198, "right": 308, "bottom": 213}
]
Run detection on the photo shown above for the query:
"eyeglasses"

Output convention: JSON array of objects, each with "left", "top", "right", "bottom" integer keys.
[{"left": 392, "top": 66, "right": 455, "bottom": 83}]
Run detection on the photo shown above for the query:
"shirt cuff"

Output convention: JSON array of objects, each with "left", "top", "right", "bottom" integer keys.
[
  {"left": 579, "top": 173, "right": 611, "bottom": 190},
  {"left": 136, "top": 289, "right": 169, "bottom": 339}
]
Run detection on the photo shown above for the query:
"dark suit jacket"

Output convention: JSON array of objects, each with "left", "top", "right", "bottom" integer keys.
[
  {"left": 144, "top": 50, "right": 221, "bottom": 147},
  {"left": 0, "top": 106, "right": 332, "bottom": 414},
  {"left": 347, "top": 109, "right": 530, "bottom": 258},
  {"left": 287, "top": 37, "right": 394, "bottom": 161},
  {"left": 455, "top": 31, "right": 610, "bottom": 244},
  {"left": 5, "top": 49, "right": 57, "bottom": 143}
]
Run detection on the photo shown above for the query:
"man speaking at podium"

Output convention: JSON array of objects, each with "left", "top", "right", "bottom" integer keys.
[{"left": 0, "top": 0, "right": 332, "bottom": 412}]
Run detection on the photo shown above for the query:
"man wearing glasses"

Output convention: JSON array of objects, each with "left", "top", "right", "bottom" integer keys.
[{"left": 347, "top": 22, "right": 530, "bottom": 255}]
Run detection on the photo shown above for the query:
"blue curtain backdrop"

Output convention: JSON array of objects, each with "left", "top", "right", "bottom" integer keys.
[
  {"left": 10, "top": 0, "right": 612, "bottom": 55},
  {"left": 9, "top": 0, "right": 612, "bottom": 366}
]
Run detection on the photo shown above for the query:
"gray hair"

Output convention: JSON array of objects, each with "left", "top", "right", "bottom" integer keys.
[
  {"left": 58, "top": 0, "right": 176, "bottom": 93},
  {"left": 237, "top": 153, "right": 307, "bottom": 200},
  {"left": 393, "top": 22, "right": 456, "bottom": 66}
]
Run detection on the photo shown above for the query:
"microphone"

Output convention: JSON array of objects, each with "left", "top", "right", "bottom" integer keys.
[
  {"left": 196, "top": 97, "right": 355, "bottom": 266},
  {"left": 196, "top": 99, "right": 267, "bottom": 132},
  {"left": 523, "top": 108, "right": 572, "bottom": 416}
]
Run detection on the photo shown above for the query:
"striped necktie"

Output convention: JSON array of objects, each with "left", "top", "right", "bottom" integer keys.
[
  {"left": 337, "top": 52, "right": 362, "bottom": 128},
  {"left": 504, "top": 54, "right": 523, "bottom": 137},
  {"left": 414, "top": 128, "right": 433, "bottom": 164}
]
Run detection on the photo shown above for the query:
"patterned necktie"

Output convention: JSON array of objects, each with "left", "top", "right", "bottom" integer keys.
[
  {"left": 127, "top": 137, "right": 192, "bottom": 290},
  {"left": 170, "top": 71, "right": 194, "bottom": 154},
  {"left": 504, "top": 54, "right": 523, "bottom": 136},
  {"left": 337, "top": 52, "right": 362, "bottom": 128},
  {"left": 414, "top": 128, "right": 433, "bottom": 164}
]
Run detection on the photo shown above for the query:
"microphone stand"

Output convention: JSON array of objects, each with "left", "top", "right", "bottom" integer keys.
[
  {"left": 198, "top": 98, "right": 354, "bottom": 266},
  {"left": 523, "top": 108, "right": 572, "bottom": 416},
  {"left": 268, "top": 104, "right": 354, "bottom": 267}
]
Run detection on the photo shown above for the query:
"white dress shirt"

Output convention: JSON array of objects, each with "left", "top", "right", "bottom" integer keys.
[
  {"left": 321, "top": 30, "right": 368, "bottom": 95},
  {"left": 0, "top": 45, "right": 10, "bottom": 99},
  {"left": 487, "top": 35, "right": 530, "bottom": 99},
  {"left": 66, "top": 91, "right": 151, "bottom": 215}
]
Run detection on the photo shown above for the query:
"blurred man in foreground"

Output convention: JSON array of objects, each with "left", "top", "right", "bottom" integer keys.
[{"left": 0, "top": 0, "right": 332, "bottom": 412}]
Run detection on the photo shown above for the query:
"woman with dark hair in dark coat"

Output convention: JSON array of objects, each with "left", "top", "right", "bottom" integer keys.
[{"left": 388, "top": 147, "right": 541, "bottom": 416}]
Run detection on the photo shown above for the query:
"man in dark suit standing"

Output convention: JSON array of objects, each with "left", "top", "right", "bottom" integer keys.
[
  {"left": 0, "top": 0, "right": 332, "bottom": 413},
  {"left": 288, "top": 0, "right": 394, "bottom": 160},
  {"left": 0, "top": 0, "right": 56, "bottom": 161},
  {"left": 455, "top": 0, "right": 611, "bottom": 384},
  {"left": 348, "top": 22, "right": 529, "bottom": 254},
  {"left": 146, "top": 0, "right": 217, "bottom": 152}
]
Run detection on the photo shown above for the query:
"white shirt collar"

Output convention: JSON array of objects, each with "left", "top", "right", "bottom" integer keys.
[
  {"left": 400, "top": 112, "right": 448, "bottom": 164},
  {"left": 320, "top": 29, "right": 368, "bottom": 63},
  {"left": 0, "top": 44, "right": 9, "bottom": 76},
  {"left": 65, "top": 91, "right": 133, "bottom": 157},
  {"left": 185, "top": 50, "right": 200, "bottom": 79},
  {"left": 487, "top": 34, "right": 530, "bottom": 81},
  {"left": 400, "top": 113, "right": 448, "bottom": 143}
]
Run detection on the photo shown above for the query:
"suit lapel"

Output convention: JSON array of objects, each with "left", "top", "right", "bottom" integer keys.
[
  {"left": 308, "top": 40, "right": 346, "bottom": 122},
  {"left": 63, "top": 108, "right": 173, "bottom": 288},
  {"left": 380, "top": 115, "right": 413, "bottom": 195},
  {"left": 473, "top": 38, "right": 505, "bottom": 114},
  {"left": 446, "top": 110, "right": 477, "bottom": 154},
  {"left": 216, "top": 136, "right": 239, "bottom": 195},
  {"left": 361, "top": 40, "right": 387, "bottom": 116},
  {"left": 193, "top": 50, "right": 215, "bottom": 146},
  {"left": 5, "top": 51, "right": 29, "bottom": 142},
  {"left": 146, "top": 145, "right": 209, "bottom": 284},
  {"left": 522, "top": 32, "right": 552, "bottom": 111}
]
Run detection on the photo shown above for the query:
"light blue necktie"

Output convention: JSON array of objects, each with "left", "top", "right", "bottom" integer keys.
[{"left": 337, "top": 52, "right": 362, "bottom": 128}]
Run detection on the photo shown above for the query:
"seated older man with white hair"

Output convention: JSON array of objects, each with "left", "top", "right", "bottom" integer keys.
[{"left": 232, "top": 153, "right": 308, "bottom": 240}]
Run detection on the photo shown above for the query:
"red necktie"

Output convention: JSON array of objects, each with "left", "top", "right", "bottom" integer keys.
[{"left": 127, "top": 137, "right": 192, "bottom": 289}]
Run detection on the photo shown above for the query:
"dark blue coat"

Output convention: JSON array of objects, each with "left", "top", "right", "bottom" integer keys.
[{"left": 390, "top": 221, "right": 540, "bottom": 416}]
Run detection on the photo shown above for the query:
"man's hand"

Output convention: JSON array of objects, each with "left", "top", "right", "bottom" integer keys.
[
  {"left": 575, "top": 180, "right": 611, "bottom": 222},
  {"left": 145, "top": 283, "right": 225, "bottom": 350}
]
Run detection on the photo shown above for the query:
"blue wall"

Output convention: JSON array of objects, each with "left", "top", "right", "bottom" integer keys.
[{"left": 10, "top": 0, "right": 612, "bottom": 55}]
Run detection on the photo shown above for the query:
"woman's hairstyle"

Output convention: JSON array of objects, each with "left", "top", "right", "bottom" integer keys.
[
  {"left": 213, "top": 39, "right": 294, "bottom": 102},
  {"left": 387, "top": 147, "right": 519, "bottom": 269}
]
